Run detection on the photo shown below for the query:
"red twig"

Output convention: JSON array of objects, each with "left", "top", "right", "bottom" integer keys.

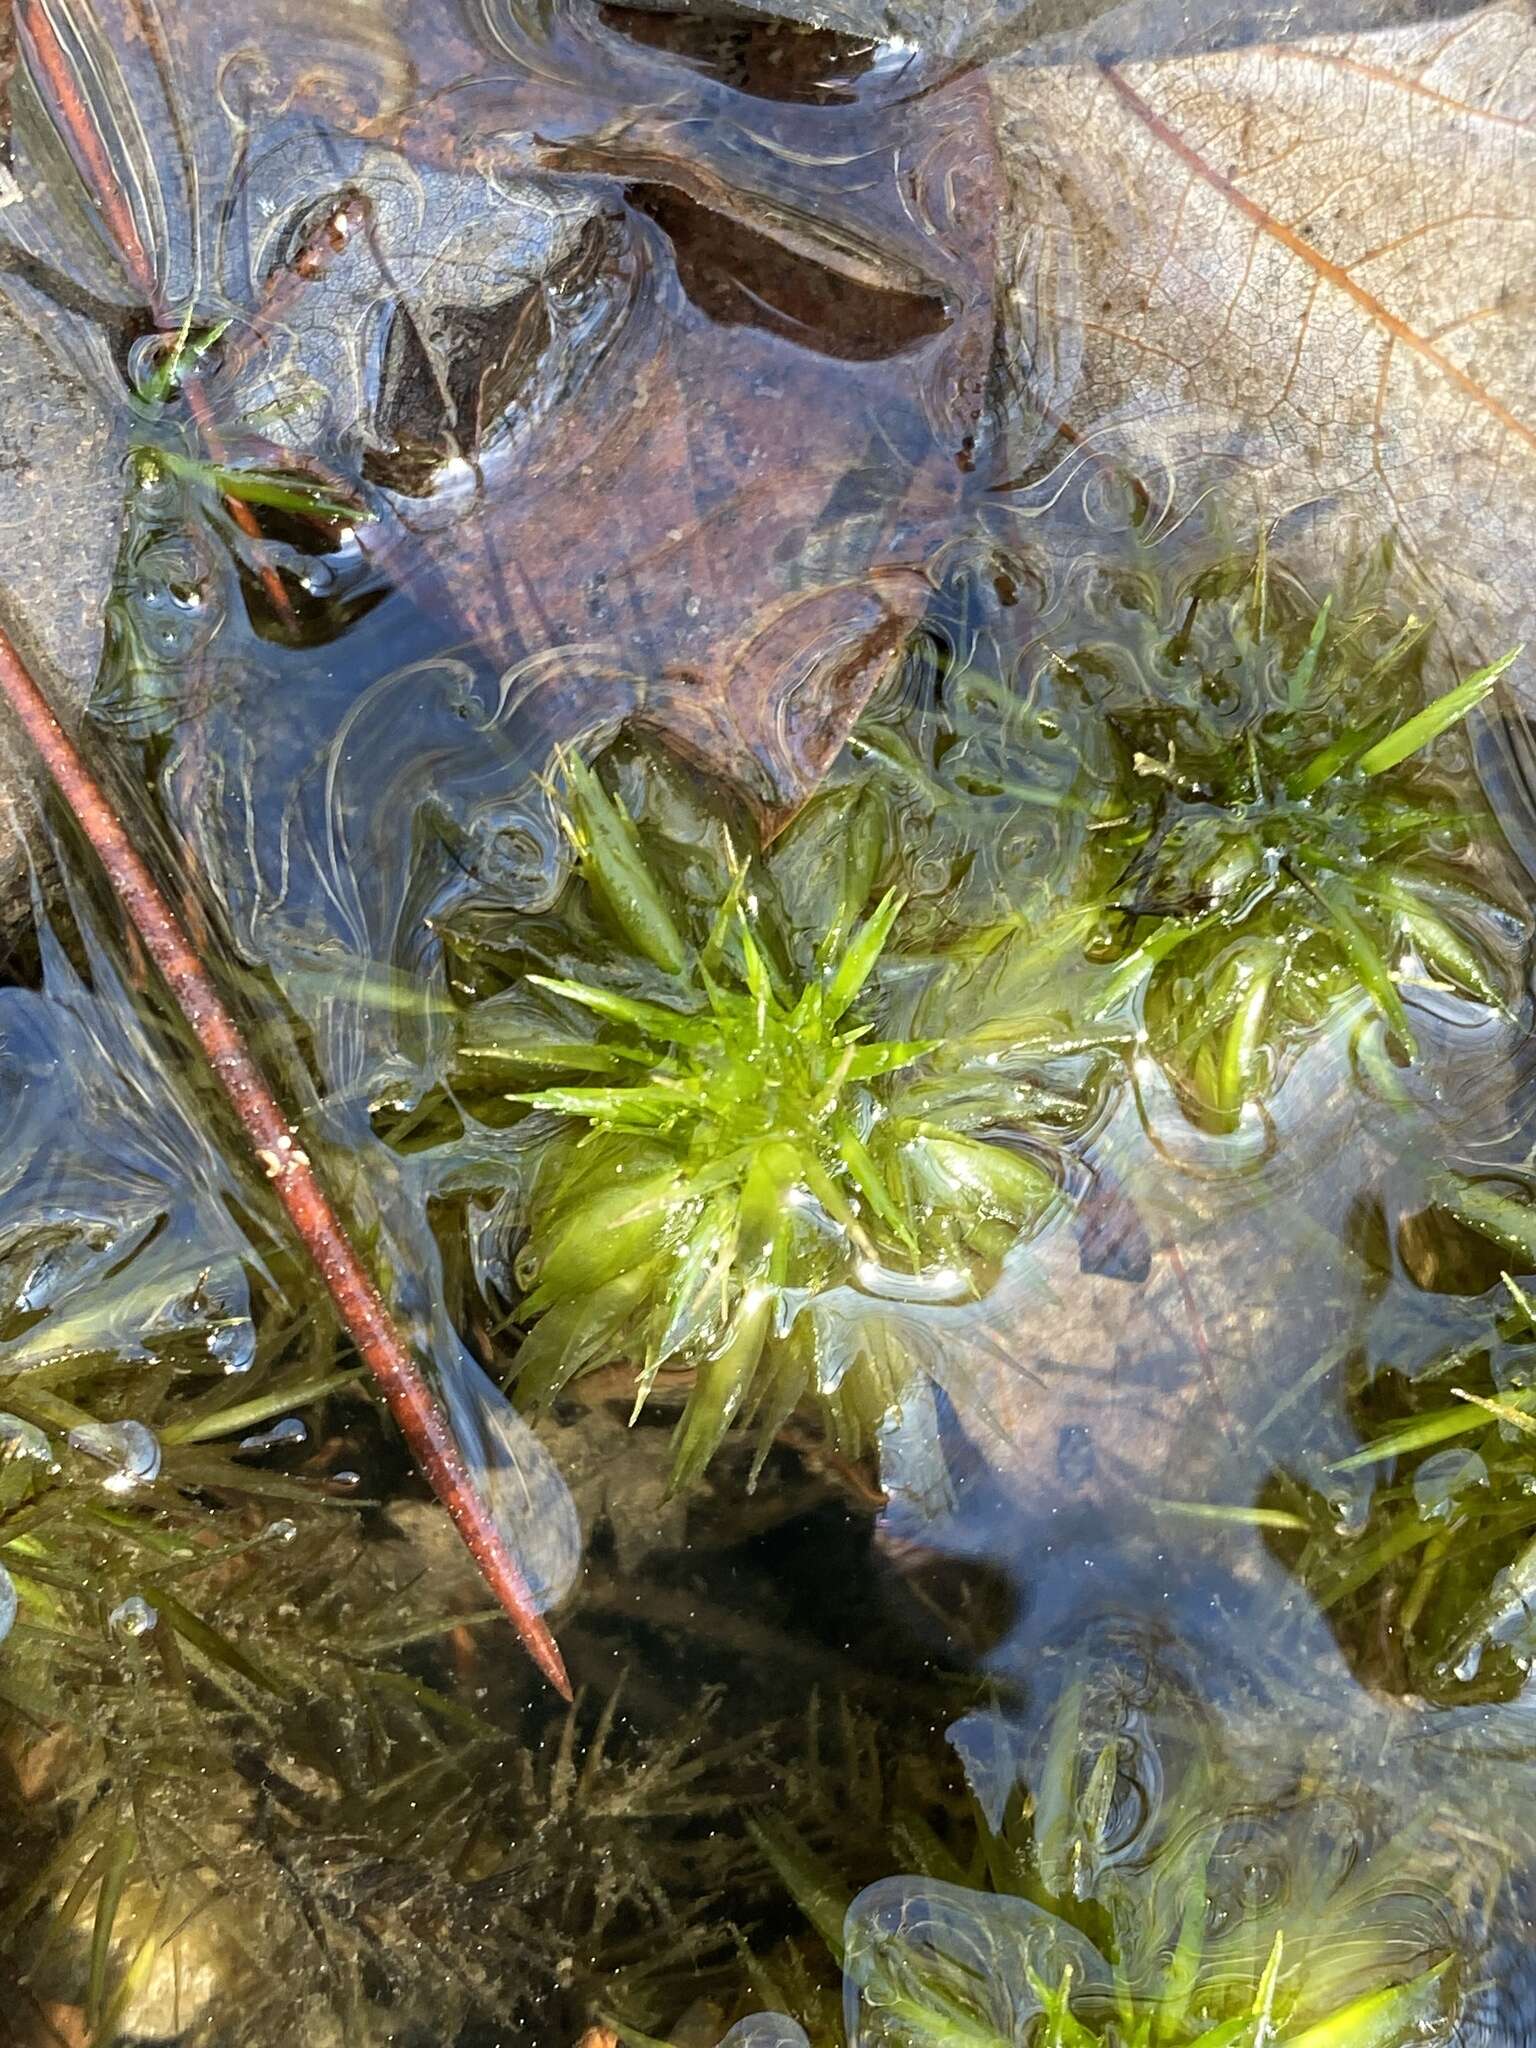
[
  {"left": 0, "top": 2, "right": 18, "bottom": 179},
  {"left": 0, "top": 623, "right": 571, "bottom": 1697},
  {"left": 15, "top": 0, "right": 158, "bottom": 312}
]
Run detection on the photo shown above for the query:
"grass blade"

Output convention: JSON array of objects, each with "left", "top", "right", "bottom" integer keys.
[{"left": 1356, "top": 648, "right": 1519, "bottom": 776}]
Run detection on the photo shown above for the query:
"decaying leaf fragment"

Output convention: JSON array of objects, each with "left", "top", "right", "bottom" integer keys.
[{"left": 996, "top": 1, "right": 1536, "bottom": 678}]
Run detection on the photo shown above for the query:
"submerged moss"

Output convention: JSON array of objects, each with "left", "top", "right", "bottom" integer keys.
[
  {"left": 1064, "top": 556, "right": 1523, "bottom": 1126},
  {"left": 1270, "top": 1244, "right": 1536, "bottom": 1702},
  {"left": 0, "top": 1219, "right": 738, "bottom": 2042},
  {"left": 842, "top": 546, "right": 1526, "bottom": 1131},
  {"left": 443, "top": 738, "right": 1099, "bottom": 1489},
  {"left": 624, "top": 1659, "right": 1479, "bottom": 2048}
]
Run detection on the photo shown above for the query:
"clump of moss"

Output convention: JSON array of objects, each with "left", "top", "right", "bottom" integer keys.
[
  {"left": 441, "top": 737, "right": 1103, "bottom": 1490},
  {"left": 1066, "top": 554, "right": 1525, "bottom": 1127},
  {"left": 0, "top": 891, "right": 742, "bottom": 2044},
  {"left": 0, "top": 1288, "right": 741, "bottom": 2045},
  {"left": 659, "top": 1665, "right": 1473, "bottom": 2048},
  {"left": 837, "top": 546, "right": 1526, "bottom": 1132},
  {"left": 2, "top": 1516, "right": 743, "bottom": 2045},
  {"left": 846, "top": 627, "right": 1123, "bottom": 947},
  {"left": 1266, "top": 1176, "right": 1536, "bottom": 1701}
]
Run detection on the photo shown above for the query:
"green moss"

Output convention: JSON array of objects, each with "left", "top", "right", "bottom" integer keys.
[
  {"left": 1269, "top": 1217, "right": 1536, "bottom": 1701},
  {"left": 624, "top": 1673, "right": 1470, "bottom": 2048},
  {"left": 444, "top": 739, "right": 1092, "bottom": 1489},
  {"left": 1061, "top": 555, "right": 1524, "bottom": 1126},
  {"left": 842, "top": 546, "right": 1525, "bottom": 1132}
]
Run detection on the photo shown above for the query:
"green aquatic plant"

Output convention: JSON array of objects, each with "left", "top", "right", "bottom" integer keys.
[
  {"left": 2, "top": 1502, "right": 739, "bottom": 2045},
  {"left": 620, "top": 1668, "right": 1465, "bottom": 2048},
  {"left": 94, "top": 311, "right": 379, "bottom": 733},
  {"left": 845, "top": 623, "right": 1124, "bottom": 945},
  {"left": 445, "top": 737, "right": 1086, "bottom": 1490},
  {"left": 0, "top": 974, "right": 734, "bottom": 2041},
  {"left": 1064, "top": 555, "right": 1526, "bottom": 1126},
  {"left": 1267, "top": 1212, "right": 1536, "bottom": 1700}
]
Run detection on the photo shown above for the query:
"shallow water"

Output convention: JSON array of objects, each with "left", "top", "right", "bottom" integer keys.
[{"left": 1, "top": 1, "right": 1536, "bottom": 2045}]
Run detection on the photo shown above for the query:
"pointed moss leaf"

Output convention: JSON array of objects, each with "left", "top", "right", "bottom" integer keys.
[
  {"left": 1289, "top": 729, "right": 1371, "bottom": 800},
  {"left": 644, "top": 1197, "right": 737, "bottom": 1392},
  {"left": 1356, "top": 648, "right": 1520, "bottom": 776},
  {"left": 1276, "top": 1963, "right": 1450, "bottom": 2048},
  {"left": 843, "top": 1037, "right": 940, "bottom": 1081},
  {"left": 1094, "top": 916, "right": 1214, "bottom": 1014},
  {"left": 750, "top": 1818, "right": 854, "bottom": 1962},
  {"left": 1434, "top": 1177, "right": 1536, "bottom": 1265},
  {"left": 669, "top": 1282, "right": 775, "bottom": 1493},
  {"left": 1325, "top": 1395, "right": 1533, "bottom": 1470},
  {"left": 515, "top": 1261, "right": 662, "bottom": 1409},
  {"left": 158, "top": 447, "right": 373, "bottom": 522},
  {"left": 526, "top": 974, "right": 713, "bottom": 1046},
  {"left": 836, "top": 1117, "right": 919, "bottom": 1254},
  {"left": 563, "top": 752, "right": 688, "bottom": 972},
  {"left": 519, "top": 1170, "right": 686, "bottom": 1313},
  {"left": 458, "top": 1038, "right": 649, "bottom": 1077},
  {"left": 205, "top": 465, "right": 374, "bottom": 523},
  {"left": 1449, "top": 1384, "right": 1536, "bottom": 1437},
  {"left": 1504, "top": 1272, "right": 1536, "bottom": 1332},
  {"left": 905, "top": 1132, "right": 1054, "bottom": 1225},
  {"left": 153, "top": 1590, "right": 287, "bottom": 1695},
  {"left": 1357, "top": 878, "right": 1505, "bottom": 1009},
  {"left": 738, "top": 918, "right": 774, "bottom": 1006},
  {"left": 517, "top": 1081, "right": 698, "bottom": 1129},
  {"left": 825, "top": 888, "right": 906, "bottom": 1021},
  {"left": 1286, "top": 596, "right": 1332, "bottom": 709},
  {"left": 1308, "top": 878, "right": 1415, "bottom": 1053},
  {"left": 87, "top": 1821, "right": 137, "bottom": 2027},
  {"left": 1216, "top": 943, "right": 1281, "bottom": 1114}
]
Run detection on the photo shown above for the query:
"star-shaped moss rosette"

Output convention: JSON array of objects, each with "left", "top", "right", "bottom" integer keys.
[
  {"left": 450, "top": 739, "right": 1077, "bottom": 1490},
  {"left": 1061, "top": 559, "right": 1527, "bottom": 1127}
]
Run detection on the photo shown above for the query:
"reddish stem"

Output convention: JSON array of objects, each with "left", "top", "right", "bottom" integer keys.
[
  {"left": 181, "top": 377, "right": 297, "bottom": 621},
  {"left": 14, "top": 0, "right": 159, "bottom": 313},
  {"left": 0, "top": 623, "right": 571, "bottom": 1697},
  {"left": 0, "top": 2, "right": 18, "bottom": 179}
]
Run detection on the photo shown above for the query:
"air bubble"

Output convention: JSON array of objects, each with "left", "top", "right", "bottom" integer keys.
[
  {"left": 0, "top": 1412, "right": 54, "bottom": 1467},
  {"left": 238, "top": 1416, "right": 308, "bottom": 1456},
  {"left": 0, "top": 1564, "right": 14, "bottom": 1644},
  {"left": 109, "top": 1595, "right": 158, "bottom": 1639},
  {"left": 1413, "top": 1447, "right": 1487, "bottom": 1520},
  {"left": 67, "top": 1419, "right": 162, "bottom": 1494},
  {"left": 264, "top": 1518, "right": 299, "bottom": 1544},
  {"left": 209, "top": 1316, "right": 257, "bottom": 1374}
]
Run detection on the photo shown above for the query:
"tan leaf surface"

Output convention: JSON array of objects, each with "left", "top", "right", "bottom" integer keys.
[
  {"left": 351, "top": 50, "right": 1002, "bottom": 825},
  {"left": 998, "top": 1, "right": 1536, "bottom": 672}
]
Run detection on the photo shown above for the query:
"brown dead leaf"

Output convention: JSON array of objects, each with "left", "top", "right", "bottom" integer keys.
[
  {"left": 997, "top": 0, "right": 1536, "bottom": 674},
  {"left": 341, "top": 50, "right": 1002, "bottom": 823}
]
